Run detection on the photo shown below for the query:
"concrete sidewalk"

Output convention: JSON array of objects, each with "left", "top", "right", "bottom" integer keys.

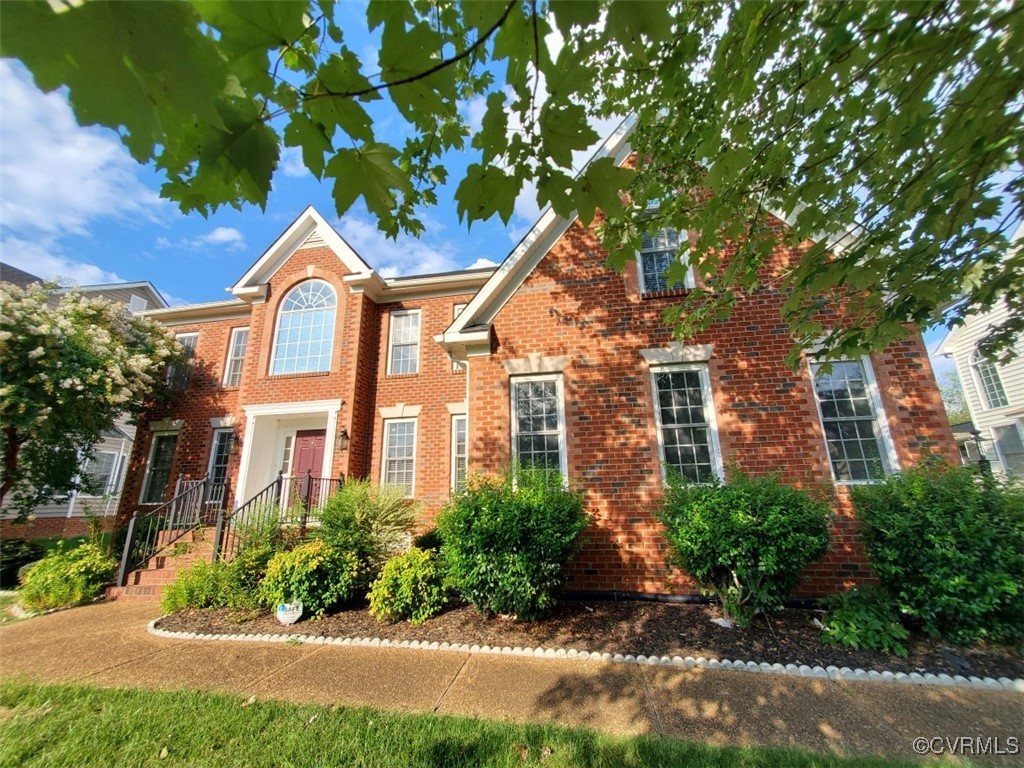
[{"left": 1, "top": 601, "right": 1021, "bottom": 763}]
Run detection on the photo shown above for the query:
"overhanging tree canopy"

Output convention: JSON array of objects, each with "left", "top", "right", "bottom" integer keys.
[{"left": 2, "top": 0, "right": 1021, "bottom": 362}]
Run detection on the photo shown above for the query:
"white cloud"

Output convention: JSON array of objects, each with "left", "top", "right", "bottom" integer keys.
[
  {"left": 0, "top": 61, "right": 164, "bottom": 237},
  {"left": 155, "top": 236, "right": 172, "bottom": 249},
  {"left": 186, "top": 226, "right": 246, "bottom": 252},
  {"left": 467, "top": 257, "right": 498, "bottom": 269},
  {"left": 337, "top": 215, "right": 460, "bottom": 277},
  {"left": 1, "top": 236, "right": 123, "bottom": 285},
  {"left": 460, "top": 94, "right": 488, "bottom": 134},
  {"left": 279, "top": 146, "right": 309, "bottom": 178}
]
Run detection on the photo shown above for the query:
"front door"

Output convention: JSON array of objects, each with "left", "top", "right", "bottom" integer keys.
[{"left": 292, "top": 429, "right": 326, "bottom": 509}]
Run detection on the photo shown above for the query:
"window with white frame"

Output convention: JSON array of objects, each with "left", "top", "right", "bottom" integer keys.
[
  {"left": 451, "top": 415, "right": 468, "bottom": 492},
  {"left": 271, "top": 280, "right": 336, "bottom": 375},
  {"left": 382, "top": 418, "right": 417, "bottom": 496},
  {"left": 207, "top": 429, "right": 234, "bottom": 489},
  {"left": 971, "top": 349, "right": 1008, "bottom": 409},
  {"left": 511, "top": 375, "right": 567, "bottom": 475},
  {"left": 651, "top": 366, "right": 721, "bottom": 483},
  {"left": 810, "top": 359, "right": 893, "bottom": 482},
  {"left": 639, "top": 227, "right": 693, "bottom": 294},
  {"left": 992, "top": 423, "right": 1024, "bottom": 478},
  {"left": 167, "top": 332, "right": 198, "bottom": 387},
  {"left": 452, "top": 303, "right": 467, "bottom": 372},
  {"left": 141, "top": 433, "right": 178, "bottom": 504},
  {"left": 82, "top": 451, "right": 119, "bottom": 496},
  {"left": 223, "top": 327, "right": 249, "bottom": 387},
  {"left": 388, "top": 310, "right": 421, "bottom": 375}
]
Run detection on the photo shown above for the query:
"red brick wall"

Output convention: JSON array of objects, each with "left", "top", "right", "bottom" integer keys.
[
  {"left": 468, "top": 217, "right": 957, "bottom": 597},
  {"left": 0, "top": 515, "right": 117, "bottom": 541}
]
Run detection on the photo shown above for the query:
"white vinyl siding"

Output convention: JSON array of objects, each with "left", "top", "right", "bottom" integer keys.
[
  {"left": 650, "top": 365, "right": 722, "bottom": 483},
  {"left": 223, "top": 327, "right": 249, "bottom": 387},
  {"left": 388, "top": 310, "right": 421, "bottom": 375},
  {"left": 271, "top": 280, "right": 337, "bottom": 375},
  {"left": 382, "top": 418, "right": 417, "bottom": 496},
  {"left": 810, "top": 358, "right": 897, "bottom": 483},
  {"left": 451, "top": 415, "right": 468, "bottom": 492},
  {"left": 511, "top": 375, "right": 567, "bottom": 475}
]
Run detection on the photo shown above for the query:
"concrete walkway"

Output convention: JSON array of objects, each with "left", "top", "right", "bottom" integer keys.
[{"left": 1, "top": 601, "right": 1021, "bottom": 763}]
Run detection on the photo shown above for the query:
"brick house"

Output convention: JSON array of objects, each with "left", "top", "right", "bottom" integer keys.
[{"left": 120, "top": 126, "right": 956, "bottom": 597}]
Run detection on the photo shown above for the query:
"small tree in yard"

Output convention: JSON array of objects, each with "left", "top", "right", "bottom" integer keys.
[
  {"left": 660, "top": 472, "right": 832, "bottom": 626},
  {"left": 0, "top": 283, "right": 181, "bottom": 516}
]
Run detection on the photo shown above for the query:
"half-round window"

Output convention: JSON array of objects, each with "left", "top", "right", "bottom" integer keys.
[{"left": 271, "top": 280, "right": 337, "bottom": 375}]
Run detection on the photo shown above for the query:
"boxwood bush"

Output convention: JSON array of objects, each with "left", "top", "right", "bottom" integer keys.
[
  {"left": 368, "top": 547, "right": 446, "bottom": 625},
  {"left": 660, "top": 472, "right": 831, "bottom": 626},
  {"left": 18, "top": 542, "right": 116, "bottom": 611},
  {"left": 851, "top": 460, "right": 1024, "bottom": 645},
  {"left": 258, "top": 540, "right": 361, "bottom": 619},
  {"left": 437, "top": 469, "right": 588, "bottom": 620}
]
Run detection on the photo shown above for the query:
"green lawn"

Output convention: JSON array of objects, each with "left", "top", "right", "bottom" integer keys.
[
  {"left": 0, "top": 596, "right": 17, "bottom": 628},
  {"left": 0, "top": 681, "right": 956, "bottom": 768}
]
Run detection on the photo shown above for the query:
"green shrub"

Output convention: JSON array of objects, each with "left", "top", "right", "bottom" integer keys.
[
  {"left": 437, "top": 469, "right": 588, "bottom": 620},
  {"left": 0, "top": 538, "right": 44, "bottom": 588},
  {"left": 659, "top": 472, "right": 831, "bottom": 626},
  {"left": 413, "top": 527, "right": 443, "bottom": 552},
  {"left": 316, "top": 479, "right": 420, "bottom": 583},
  {"left": 18, "top": 543, "right": 116, "bottom": 611},
  {"left": 369, "top": 548, "right": 447, "bottom": 625},
  {"left": 821, "top": 586, "right": 910, "bottom": 657},
  {"left": 161, "top": 560, "right": 236, "bottom": 613},
  {"left": 257, "top": 540, "right": 361, "bottom": 619},
  {"left": 852, "top": 460, "right": 1024, "bottom": 645}
]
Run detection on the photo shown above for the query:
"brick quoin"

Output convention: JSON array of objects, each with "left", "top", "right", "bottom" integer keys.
[{"left": 119, "top": 205, "right": 956, "bottom": 600}]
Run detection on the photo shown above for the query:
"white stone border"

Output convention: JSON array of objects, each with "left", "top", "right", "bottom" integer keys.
[{"left": 147, "top": 619, "right": 1024, "bottom": 693}]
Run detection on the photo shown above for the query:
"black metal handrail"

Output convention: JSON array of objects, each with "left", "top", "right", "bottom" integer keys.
[
  {"left": 117, "top": 474, "right": 210, "bottom": 586},
  {"left": 213, "top": 471, "right": 343, "bottom": 562}
]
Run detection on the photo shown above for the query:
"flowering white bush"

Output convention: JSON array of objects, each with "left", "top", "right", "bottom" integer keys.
[{"left": 0, "top": 282, "right": 182, "bottom": 514}]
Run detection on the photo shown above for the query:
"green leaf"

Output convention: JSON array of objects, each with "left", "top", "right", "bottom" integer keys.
[
  {"left": 550, "top": 0, "right": 601, "bottom": 39},
  {"left": 454, "top": 164, "right": 517, "bottom": 225},
  {"left": 539, "top": 103, "right": 599, "bottom": 167},
  {"left": 324, "top": 143, "right": 412, "bottom": 221},
  {"left": 283, "top": 113, "right": 332, "bottom": 179}
]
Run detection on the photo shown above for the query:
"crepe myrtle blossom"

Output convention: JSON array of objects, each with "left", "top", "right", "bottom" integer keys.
[{"left": 0, "top": 282, "right": 184, "bottom": 515}]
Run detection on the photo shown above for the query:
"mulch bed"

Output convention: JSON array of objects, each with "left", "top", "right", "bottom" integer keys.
[{"left": 156, "top": 597, "right": 1024, "bottom": 680}]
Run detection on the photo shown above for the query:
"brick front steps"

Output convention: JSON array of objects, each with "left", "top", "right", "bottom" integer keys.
[{"left": 107, "top": 528, "right": 216, "bottom": 603}]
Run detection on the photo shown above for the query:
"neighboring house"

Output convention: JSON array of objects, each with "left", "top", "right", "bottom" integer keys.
[
  {"left": 937, "top": 225, "right": 1024, "bottom": 479},
  {"left": 0, "top": 264, "right": 168, "bottom": 538},
  {"left": 949, "top": 420, "right": 985, "bottom": 466},
  {"left": 119, "top": 127, "right": 955, "bottom": 598}
]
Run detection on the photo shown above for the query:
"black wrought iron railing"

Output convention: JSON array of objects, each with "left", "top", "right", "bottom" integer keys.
[
  {"left": 117, "top": 475, "right": 212, "bottom": 586},
  {"left": 213, "top": 471, "right": 343, "bottom": 562}
]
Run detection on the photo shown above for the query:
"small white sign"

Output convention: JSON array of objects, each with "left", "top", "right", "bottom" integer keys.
[{"left": 276, "top": 600, "right": 303, "bottom": 625}]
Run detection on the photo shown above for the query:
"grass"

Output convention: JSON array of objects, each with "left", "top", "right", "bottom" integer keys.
[
  {"left": 0, "top": 680, "right": 955, "bottom": 768},
  {"left": 0, "top": 596, "right": 17, "bottom": 628}
]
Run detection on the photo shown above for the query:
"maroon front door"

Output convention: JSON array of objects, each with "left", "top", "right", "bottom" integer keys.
[{"left": 292, "top": 429, "right": 326, "bottom": 509}]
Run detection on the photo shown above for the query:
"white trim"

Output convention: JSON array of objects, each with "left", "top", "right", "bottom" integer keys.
[
  {"left": 649, "top": 364, "right": 723, "bottom": 483},
  {"left": 222, "top": 326, "right": 249, "bottom": 387},
  {"left": 807, "top": 357, "right": 900, "bottom": 484},
  {"left": 207, "top": 428, "right": 234, "bottom": 485},
  {"left": 242, "top": 399, "right": 343, "bottom": 418},
  {"left": 378, "top": 403, "right": 422, "bottom": 419},
  {"left": 381, "top": 417, "right": 418, "bottom": 498},
  {"left": 451, "top": 414, "right": 468, "bottom": 492},
  {"left": 268, "top": 279, "right": 337, "bottom": 376},
  {"left": 231, "top": 206, "right": 371, "bottom": 298},
  {"left": 387, "top": 309, "right": 422, "bottom": 376},
  {"left": 509, "top": 373, "right": 569, "bottom": 477},
  {"left": 636, "top": 226, "right": 696, "bottom": 294},
  {"left": 77, "top": 450, "right": 120, "bottom": 498},
  {"left": 991, "top": 420, "right": 1024, "bottom": 476},
  {"left": 640, "top": 344, "right": 713, "bottom": 366}
]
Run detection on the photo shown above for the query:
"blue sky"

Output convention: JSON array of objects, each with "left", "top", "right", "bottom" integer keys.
[{"left": 0, "top": 39, "right": 955, "bottom": 378}]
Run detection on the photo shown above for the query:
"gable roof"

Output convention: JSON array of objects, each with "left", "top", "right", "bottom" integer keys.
[
  {"left": 231, "top": 205, "right": 372, "bottom": 300},
  {"left": 435, "top": 115, "right": 636, "bottom": 356},
  {"left": 54, "top": 281, "right": 168, "bottom": 311},
  {"left": 0, "top": 262, "right": 42, "bottom": 289}
]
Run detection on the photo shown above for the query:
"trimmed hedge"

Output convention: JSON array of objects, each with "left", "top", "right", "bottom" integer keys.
[
  {"left": 369, "top": 548, "right": 446, "bottom": 625},
  {"left": 18, "top": 543, "right": 116, "bottom": 611}
]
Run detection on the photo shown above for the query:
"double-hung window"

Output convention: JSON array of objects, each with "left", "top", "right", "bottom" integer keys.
[
  {"left": 639, "top": 227, "right": 693, "bottom": 294},
  {"left": 971, "top": 349, "right": 1008, "bottom": 409},
  {"left": 82, "top": 451, "right": 120, "bottom": 496},
  {"left": 167, "top": 333, "right": 198, "bottom": 388},
  {"left": 382, "top": 418, "right": 417, "bottom": 496},
  {"left": 141, "top": 433, "right": 178, "bottom": 504},
  {"left": 511, "top": 375, "right": 567, "bottom": 475},
  {"left": 271, "top": 280, "right": 336, "bottom": 375},
  {"left": 223, "top": 327, "right": 249, "bottom": 387},
  {"left": 651, "top": 365, "right": 722, "bottom": 483},
  {"left": 992, "top": 423, "right": 1024, "bottom": 478},
  {"left": 810, "top": 359, "right": 894, "bottom": 482},
  {"left": 451, "top": 415, "right": 468, "bottom": 492},
  {"left": 207, "top": 429, "right": 234, "bottom": 489},
  {"left": 388, "top": 310, "right": 421, "bottom": 375}
]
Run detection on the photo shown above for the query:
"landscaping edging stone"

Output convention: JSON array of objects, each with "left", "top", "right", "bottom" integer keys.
[{"left": 147, "top": 618, "right": 1024, "bottom": 693}]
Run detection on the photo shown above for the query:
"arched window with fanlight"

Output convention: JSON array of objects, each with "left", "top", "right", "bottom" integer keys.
[
  {"left": 270, "top": 279, "right": 337, "bottom": 375},
  {"left": 971, "top": 348, "right": 1008, "bottom": 410}
]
